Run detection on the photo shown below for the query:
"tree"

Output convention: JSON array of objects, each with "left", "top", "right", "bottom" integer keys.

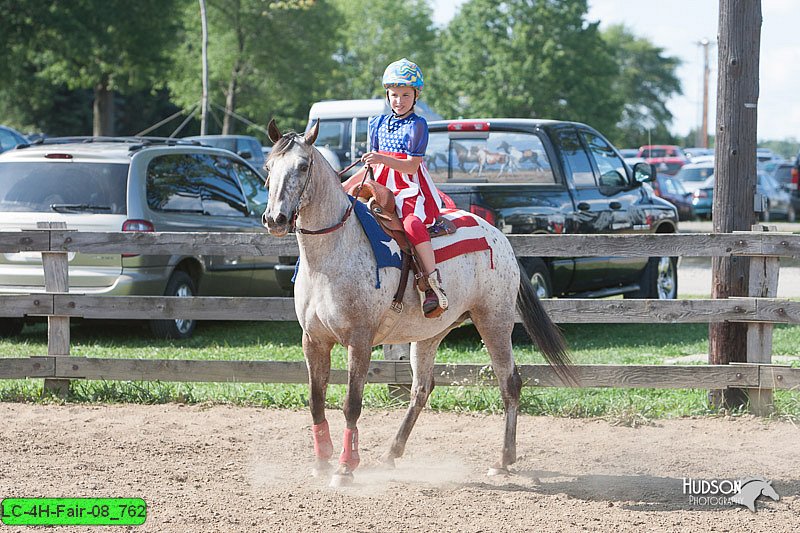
[
  {"left": 601, "top": 24, "right": 683, "bottom": 148},
  {"left": 431, "top": 0, "right": 621, "bottom": 132},
  {"left": 169, "top": 0, "right": 341, "bottom": 137},
  {"left": 326, "top": 0, "right": 436, "bottom": 100},
  {"left": 7, "top": 0, "right": 182, "bottom": 136}
]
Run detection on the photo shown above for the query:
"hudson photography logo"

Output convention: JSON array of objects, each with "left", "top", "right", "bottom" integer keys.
[{"left": 682, "top": 476, "right": 780, "bottom": 512}]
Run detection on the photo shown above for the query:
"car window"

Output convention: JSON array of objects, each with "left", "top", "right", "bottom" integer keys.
[
  {"left": 0, "top": 129, "right": 24, "bottom": 152},
  {"left": 354, "top": 118, "right": 369, "bottom": 159},
  {"left": 147, "top": 154, "right": 204, "bottom": 212},
  {"left": 232, "top": 161, "right": 267, "bottom": 217},
  {"left": 581, "top": 131, "right": 627, "bottom": 188},
  {"left": 0, "top": 161, "right": 128, "bottom": 213},
  {"left": 676, "top": 166, "right": 714, "bottom": 183},
  {"left": 556, "top": 129, "right": 595, "bottom": 188},
  {"left": 197, "top": 155, "right": 248, "bottom": 217},
  {"left": 317, "top": 120, "right": 345, "bottom": 150},
  {"left": 427, "top": 130, "right": 555, "bottom": 185}
]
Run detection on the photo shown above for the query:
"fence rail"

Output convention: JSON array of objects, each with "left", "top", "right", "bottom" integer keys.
[{"left": 2, "top": 228, "right": 799, "bottom": 415}]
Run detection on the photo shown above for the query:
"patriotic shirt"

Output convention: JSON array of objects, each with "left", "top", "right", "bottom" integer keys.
[{"left": 368, "top": 113, "right": 442, "bottom": 226}]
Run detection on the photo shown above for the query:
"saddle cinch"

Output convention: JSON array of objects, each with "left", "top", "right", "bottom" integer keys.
[{"left": 348, "top": 180, "right": 457, "bottom": 343}]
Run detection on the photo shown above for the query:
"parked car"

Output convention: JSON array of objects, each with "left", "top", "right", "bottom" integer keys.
[
  {"left": 0, "top": 125, "right": 28, "bottom": 154},
  {"left": 0, "top": 137, "right": 289, "bottom": 339},
  {"left": 690, "top": 171, "right": 795, "bottom": 221},
  {"left": 770, "top": 162, "right": 796, "bottom": 191},
  {"left": 651, "top": 173, "right": 694, "bottom": 221},
  {"left": 637, "top": 144, "right": 689, "bottom": 175},
  {"left": 425, "top": 118, "right": 679, "bottom": 300},
  {"left": 792, "top": 150, "right": 800, "bottom": 211},
  {"left": 184, "top": 134, "right": 266, "bottom": 176},
  {"left": 674, "top": 160, "right": 715, "bottom": 195},
  {"left": 683, "top": 147, "right": 714, "bottom": 161}
]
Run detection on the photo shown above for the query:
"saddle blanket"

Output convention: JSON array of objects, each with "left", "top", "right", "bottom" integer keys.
[
  {"left": 432, "top": 208, "right": 494, "bottom": 268},
  {"left": 294, "top": 201, "right": 494, "bottom": 289}
]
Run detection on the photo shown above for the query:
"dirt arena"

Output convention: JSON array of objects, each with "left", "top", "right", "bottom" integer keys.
[{"left": 1, "top": 403, "right": 799, "bottom": 532}]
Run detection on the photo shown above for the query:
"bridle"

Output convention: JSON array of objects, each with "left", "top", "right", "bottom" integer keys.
[{"left": 266, "top": 137, "right": 370, "bottom": 236}]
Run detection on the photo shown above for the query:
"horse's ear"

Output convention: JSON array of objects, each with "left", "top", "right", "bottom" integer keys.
[
  {"left": 304, "top": 119, "right": 319, "bottom": 146},
  {"left": 267, "top": 119, "right": 281, "bottom": 143}
]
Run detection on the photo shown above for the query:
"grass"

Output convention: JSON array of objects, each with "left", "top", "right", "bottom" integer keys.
[{"left": 2, "top": 317, "right": 800, "bottom": 420}]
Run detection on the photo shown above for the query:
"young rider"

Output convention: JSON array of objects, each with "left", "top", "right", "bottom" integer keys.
[{"left": 342, "top": 58, "right": 448, "bottom": 318}]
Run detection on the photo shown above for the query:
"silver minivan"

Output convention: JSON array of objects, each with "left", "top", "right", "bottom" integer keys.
[{"left": 0, "top": 137, "right": 286, "bottom": 339}]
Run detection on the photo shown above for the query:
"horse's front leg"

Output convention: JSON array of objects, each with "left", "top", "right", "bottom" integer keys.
[
  {"left": 331, "top": 340, "right": 372, "bottom": 487},
  {"left": 304, "top": 332, "right": 335, "bottom": 477}
]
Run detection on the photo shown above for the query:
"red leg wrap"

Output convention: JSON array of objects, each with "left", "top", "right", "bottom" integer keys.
[
  {"left": 312, "top": 420, "right": 333, "bottom": 460},
  {"left": 339, "top": 427, "right": 360, "bottom": 470}
]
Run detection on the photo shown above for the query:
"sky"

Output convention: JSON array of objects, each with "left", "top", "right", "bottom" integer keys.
[{"left": 429, "top": 0, "right": 799, "bottom": 143}]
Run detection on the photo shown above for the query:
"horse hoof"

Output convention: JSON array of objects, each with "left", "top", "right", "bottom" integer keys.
[
  {"left": 378, "top": 455, "right": 396, "bottom": 470},
  {"left": 311, "top": 461, "right": 331, "bottom": 478},
  {"left": 487, "top": 466, "right": 511, "bottom": 477},
  {"left": 329, "top": 472, "right": 354, "bottom": 488}
]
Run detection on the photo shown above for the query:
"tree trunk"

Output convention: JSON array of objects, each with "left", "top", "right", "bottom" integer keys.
[
  {"left": 93, "top": 76, "right": 115, "bottom": 136},
  {"left": 222, "top": 68, "right": 238, "bottom": 135},
  {"left": 708, "top": 0, "right": 761, "bottom": 409}
]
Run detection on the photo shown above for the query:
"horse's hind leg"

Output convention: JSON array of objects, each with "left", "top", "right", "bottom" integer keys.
[
  {"left": 380, "top": 336, "right": 443, "bottom": 467},
  {"left": 303, "top": 332, "right": 335, "bottom": 476},
  {"left": 470, "top": 310, "right": 522, "bottom": 475}
]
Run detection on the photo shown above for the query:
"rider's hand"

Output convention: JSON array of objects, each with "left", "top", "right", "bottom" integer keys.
[{"left": 361, "top": 151, "right": 384, "bottom": 165}]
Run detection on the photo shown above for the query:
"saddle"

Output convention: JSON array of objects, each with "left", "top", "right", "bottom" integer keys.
[
  {"left": 350, "top": 180, "right": 457, "bottom": 252},
  {"left": 349, "top": 179, "right": 457, "bottom": 343}
]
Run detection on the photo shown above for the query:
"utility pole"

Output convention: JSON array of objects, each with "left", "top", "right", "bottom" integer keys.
[
  {"left": 199, "top": 0, "right": 209, "bottom": 135},
  {"left": 708, "top": 0, "right": 761, "bottom": 410}
]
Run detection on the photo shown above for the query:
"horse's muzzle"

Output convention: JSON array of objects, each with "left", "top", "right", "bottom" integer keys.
[{"left": 262, "top": 212, "right": 289, "bottom": 237}]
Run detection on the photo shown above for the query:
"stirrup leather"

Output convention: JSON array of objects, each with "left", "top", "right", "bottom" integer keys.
[{"left": 417, "top": 269, "right": 448, "bottom": 318}]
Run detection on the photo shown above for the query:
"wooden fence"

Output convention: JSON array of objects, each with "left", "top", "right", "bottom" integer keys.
[{"left": 2, "top": 226, "right": 800, "bottom": 415}]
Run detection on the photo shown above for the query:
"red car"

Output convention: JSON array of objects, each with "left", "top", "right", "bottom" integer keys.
[{"left": 638, "top": 144, "right": 690, "bottom": 175}]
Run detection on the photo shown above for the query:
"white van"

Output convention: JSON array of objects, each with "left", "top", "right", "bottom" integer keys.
[{"left": 306, "top": 99, "right": 442, "bottom": 173}]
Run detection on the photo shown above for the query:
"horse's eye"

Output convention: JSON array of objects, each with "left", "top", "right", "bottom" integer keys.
[{"left": 298, "top": 163, "right": 309, "bottom": 172}]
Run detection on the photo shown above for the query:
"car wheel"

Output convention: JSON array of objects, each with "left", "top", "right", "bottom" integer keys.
[
  {"left": 522, "top": 258, "right": 552, "bottom": 299},
  {"left": 625, "top": 256, "right": 678, "bottom": 299},
  {"left": 0, "top": 318, "right": 24, "bottom": 338},
  {"left": 149, "top": 271, "right": 197, "bottom": 339}
]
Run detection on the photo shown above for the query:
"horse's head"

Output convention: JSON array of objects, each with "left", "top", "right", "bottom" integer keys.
[{"left": 262, "top": 119, "right": 319, "bottom": 237}]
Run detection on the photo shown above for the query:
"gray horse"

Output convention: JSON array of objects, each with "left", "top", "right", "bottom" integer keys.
[{"left": 262, "top": 119, "right": 573, "bottom": 486}]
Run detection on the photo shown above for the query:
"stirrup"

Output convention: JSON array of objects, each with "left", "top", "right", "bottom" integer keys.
[{"left": 419, "top": 269, "right": 448, "bottom": 318}]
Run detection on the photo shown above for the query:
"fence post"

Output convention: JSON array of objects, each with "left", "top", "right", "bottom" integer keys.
[
  {"left": 39, "top": 222, "right": 71, "bottom": 398},
  {"left": 383, "top": 344, "right": 411, "bottom": 403},
  {"left": 745, "top": 224, "right": 780, "bottom": 415}
]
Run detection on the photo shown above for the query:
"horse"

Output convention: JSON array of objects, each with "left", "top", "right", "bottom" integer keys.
[
  {"left": 452, "top": 141, "right": 480, "bottom": 173},
  {"left": 470, "top": 146, "right": 509, "bottom": 177},
  {"left": 262, "top": 119, "right": 574, "bottom": 487}
]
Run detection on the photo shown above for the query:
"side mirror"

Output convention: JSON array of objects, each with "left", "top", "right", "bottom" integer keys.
[{"left": 633, "top": 161, "right": 655, "bottom": 183}]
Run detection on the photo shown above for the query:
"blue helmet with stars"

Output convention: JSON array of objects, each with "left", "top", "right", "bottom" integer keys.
[{"left": 382, "top": 58, "right": 424, "bottom": 92}]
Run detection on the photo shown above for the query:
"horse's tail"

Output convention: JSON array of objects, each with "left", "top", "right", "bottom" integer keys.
[{"left": 516, "top": 261, "right": 578, "bottom": 386}]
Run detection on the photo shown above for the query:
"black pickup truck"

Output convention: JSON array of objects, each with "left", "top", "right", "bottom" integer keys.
[{"left": 426, "top": 118, "right": 679, "bottom": 299}]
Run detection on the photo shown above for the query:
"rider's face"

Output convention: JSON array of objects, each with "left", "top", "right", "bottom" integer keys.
[{"left": 387, "top": 87, "right": 416, "bottom": 116}]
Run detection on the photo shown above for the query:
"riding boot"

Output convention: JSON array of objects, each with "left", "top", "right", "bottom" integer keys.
[{"left": 418, "top": 269, "right": 448, "bottom": 318}]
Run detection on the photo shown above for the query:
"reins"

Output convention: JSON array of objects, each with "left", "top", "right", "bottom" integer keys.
[{"left": 293, "top": 156, "right": 372, "bottom": 236}]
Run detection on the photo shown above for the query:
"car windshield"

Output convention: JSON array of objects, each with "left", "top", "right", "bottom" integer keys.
[
  {"left": 676, "top": 166, "right": 714, "bottom": 183},
  {"left": 0, "top": 162, "right": 128, "bottom": 213}
]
